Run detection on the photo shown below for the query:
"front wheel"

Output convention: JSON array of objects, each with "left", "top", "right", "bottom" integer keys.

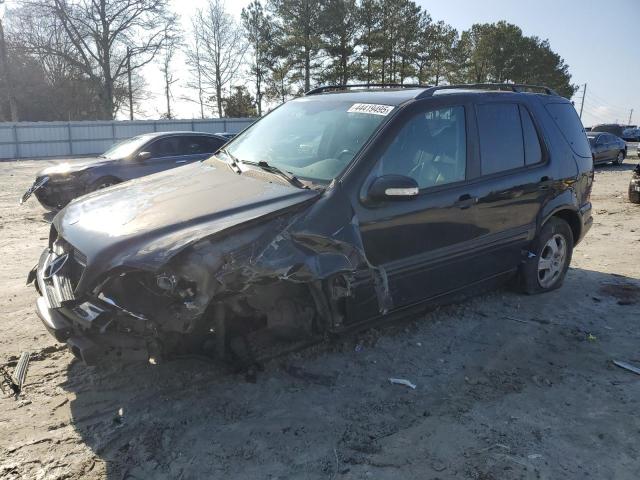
[
  {"left": 89, "top": 176, "right": 120, "bottom": 193},
  {"left": 519, "top": 217, "right": 574, "bottom": 294},
  {"left": 614, "top": 151, "right": 625, "bottom": 165}
]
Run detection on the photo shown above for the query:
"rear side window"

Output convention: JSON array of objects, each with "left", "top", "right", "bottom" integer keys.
[
  {"left": 477, "top": 103, "right": 544, "bottom": 175},
  {"left": 477, "top": 103, "right": 524, "bottom": 175},
  {"left": 545, "top": 103, "right": 591, "bottom": 158},
  {"left": 521, "top": 107, "right": 542, "bottom": 165},
  {"left": 183, "top": 136, "right": 225, "bottom": 154}
]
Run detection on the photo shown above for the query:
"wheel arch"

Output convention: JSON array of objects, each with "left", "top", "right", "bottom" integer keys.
[{"left": 544, "top": 208, "right": 581, "bottom": 244}]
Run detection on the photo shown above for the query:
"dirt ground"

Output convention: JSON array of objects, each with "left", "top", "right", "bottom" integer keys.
[{"left": 1, "top": 150, "right": 639, "bottom": 480}]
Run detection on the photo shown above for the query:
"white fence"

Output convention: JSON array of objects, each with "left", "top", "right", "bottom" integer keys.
[{"left": 0, "top": 118, "right": 256, "bottom": 159}]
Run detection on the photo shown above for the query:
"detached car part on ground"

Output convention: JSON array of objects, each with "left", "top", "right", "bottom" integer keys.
[
  {"left": 29, "top": 83, "right": 594, "bottom": 366},
  {"left": 21, "top": 132, "right": 230, "bottom": 210},
  {"left": 629, "top": 163, "right": 640, "bottom": 204}
]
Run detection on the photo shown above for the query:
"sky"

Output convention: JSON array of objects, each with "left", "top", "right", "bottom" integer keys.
[{"left": 139, "top": 0, "right": 640, "bottom": 128}]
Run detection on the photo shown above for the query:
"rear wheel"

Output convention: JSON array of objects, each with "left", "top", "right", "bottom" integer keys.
[
  {"left": 614, "top": 151, "right": 625, "bottom": 165},
  {"left": 629, "top": 182, "right": 640, "bottom": 204},
  {"left": 519, "top": 217, "right": 573, "bottom": 294}
]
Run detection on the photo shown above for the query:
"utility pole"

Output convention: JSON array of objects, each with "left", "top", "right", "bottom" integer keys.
[
  {"left": 579, "top": 83, "right": 587, "bottom": 119},
  {"left": 628, "top": 109, "right": 633, "bottom": 125},
  {"left": 127, "top": 46, "right": 133, "bottom": 121}
]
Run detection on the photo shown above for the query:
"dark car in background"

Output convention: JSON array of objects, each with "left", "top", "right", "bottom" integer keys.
[
  {"left": 21, "top": 131, "right": 229, "bottom": 210},
  {"left": 591, "top": 123, "right": 639, "bottom": 142},
  {"left": 29, "top": 83, "right": 594, "bottom": 366},
  {"left": 587, "top": 131, "right": 626, "bottom": 165}
]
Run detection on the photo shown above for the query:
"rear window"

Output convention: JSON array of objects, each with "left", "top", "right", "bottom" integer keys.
[{"left": 545, "top": 103, "right": 591, "bottom": 158}]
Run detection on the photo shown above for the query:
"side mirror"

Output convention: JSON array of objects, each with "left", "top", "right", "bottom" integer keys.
[
  {"left": 137, "top": 151, "right": 152, "bottom": 161},
  {"left": 367, "top": 175, "right": 419, "bottom": 201}
]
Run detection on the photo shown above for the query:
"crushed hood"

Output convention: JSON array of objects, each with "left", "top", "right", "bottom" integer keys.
[{"left": 53, "top": 160, "right": 321, "bottom": 291}]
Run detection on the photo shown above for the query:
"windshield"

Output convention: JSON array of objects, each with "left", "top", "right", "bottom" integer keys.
[
  {"left": 223, "top": 98, "right": 393, "bottom": 182},
  {"left": 102, "top": 135, "right": 151, "bottom": 159}
]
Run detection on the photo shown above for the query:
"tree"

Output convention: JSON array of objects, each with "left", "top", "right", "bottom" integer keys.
[
  {"left": 159, "top": 26, "right": 181, "bottom": 119},
  {"left": 193, "top": 0, "right": 247, "bottom": 117},
  {"left": 458, "top": 21, "right": 577, "bottom": 97},
  {"left": 20, "top": 0, "right": 176, "bottom": 119},
  {"left": 424, "top": 20, "right": 457, "bottom": 85},
  {"left": 185, "top": 16, "right": 207, "bottom": 119},
  {"left": 357, "top": 0, "right": 381, "bottom": 85},
  {"left": 318, "top": 0, "right": 360, "bottom": 85},
  {"left": 241, "top": 1, "right": 272, "bottom": 116},
  {"left": 0, "top": 3, "right": 18, "bottom": 121},
  {"left": 222, "top": 85, "right": 257, "bottom": 117},
  {"left": 268, "top": 0, "right": 323, "bottom": 92}
]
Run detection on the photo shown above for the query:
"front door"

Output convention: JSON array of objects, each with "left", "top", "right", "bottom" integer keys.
[{"left": 350, "top": 102, "right": 485, "bottom": 320}]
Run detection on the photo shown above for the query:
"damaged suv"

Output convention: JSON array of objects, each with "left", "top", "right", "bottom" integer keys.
[{"left": 29, "top": 83, "right": 594, "bottom": 366}]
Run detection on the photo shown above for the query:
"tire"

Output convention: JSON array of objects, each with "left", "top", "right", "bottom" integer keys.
[
  {"left": 89, "top": 176, "right": 120, "bottom": 193},
  {"left": 614, "top": 151, "right": 624, "bottom": 165},
  {"left": 629, "top": 182, "right": 640, "bottom": 204},
  {"left": 519, "top": 217, "right": 574, "bottom": 294}
]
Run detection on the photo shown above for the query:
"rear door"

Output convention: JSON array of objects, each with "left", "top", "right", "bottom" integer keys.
[
  {"left": 352, "top": 100, "right": 484, "bottom": 318},
  {"left": 469, "top": 100, "right": 550, "bottom": 275}
]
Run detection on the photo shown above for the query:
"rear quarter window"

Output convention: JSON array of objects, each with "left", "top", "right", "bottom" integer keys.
[{"left": 545, "top": 103, "right": 591, "bottom": 158}]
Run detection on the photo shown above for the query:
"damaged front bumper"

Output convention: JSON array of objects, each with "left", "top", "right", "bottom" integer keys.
[
  {"left": 20, "top": 176, "right": 49, "bottom": 205},
  {"left": 31, "top": 249, "right": 154, "bottom": 365}
]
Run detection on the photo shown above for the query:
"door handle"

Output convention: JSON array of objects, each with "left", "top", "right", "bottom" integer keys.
[
  {"left": 175, "top": 160, "right": 187, "bottom": 164},
  {"left": 454, "top": 194, "right": 477, "bottom": 209}
]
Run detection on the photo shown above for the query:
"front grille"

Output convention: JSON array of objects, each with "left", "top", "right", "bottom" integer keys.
[{"left": 40, "top": 239, "right": 87, "bottom": 309}]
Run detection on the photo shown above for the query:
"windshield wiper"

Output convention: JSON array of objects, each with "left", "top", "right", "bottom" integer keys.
[
  {"left": 218, "top": 147, "right": 241, "bottom": 174},
  {"left": 241, "top": 160, "right": 309, "bottom": 189}
]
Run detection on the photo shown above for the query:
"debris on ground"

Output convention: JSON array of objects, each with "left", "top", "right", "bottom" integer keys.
[
  {"left": 389, "top": 378, "right": 417, "bottom": 389},
  {"left": 613, "top": 360, "right": 640, "bottom": 376},
  {"left": 0, "top": 352, "right": 30, "bottom": 398}
]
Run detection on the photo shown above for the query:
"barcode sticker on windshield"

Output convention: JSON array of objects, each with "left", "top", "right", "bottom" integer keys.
[{"left": 348, "top": 103, "right": 394, "bottom": 116}]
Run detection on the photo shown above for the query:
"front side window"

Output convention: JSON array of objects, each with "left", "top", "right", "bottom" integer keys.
[
  {"left": 102, "top": 135, "right": 152, "bottom": 159},
  {"left": 223, "top": 98, "right": 392, "bottom": 182},
  {"left": 372, "top": 105, "right": 467, "bottom": 189}
]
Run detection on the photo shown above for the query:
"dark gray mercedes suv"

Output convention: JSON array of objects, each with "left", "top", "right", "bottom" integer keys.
[{"left": 29, "top": 83, "right": 593, "bottom": 366}]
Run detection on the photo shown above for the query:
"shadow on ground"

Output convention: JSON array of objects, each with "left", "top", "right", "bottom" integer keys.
[{"left": 61, "top": 268, "right": 640, "bottom": 479}]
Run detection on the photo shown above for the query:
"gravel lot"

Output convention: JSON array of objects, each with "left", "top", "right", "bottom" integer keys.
[{"left": 1, "top": 150, "right": 639, "bottom": 480}]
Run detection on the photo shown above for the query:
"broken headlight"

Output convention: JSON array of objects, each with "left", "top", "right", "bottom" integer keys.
[{"left": 155, "top": 273, "right": 197, "bottom": 301}]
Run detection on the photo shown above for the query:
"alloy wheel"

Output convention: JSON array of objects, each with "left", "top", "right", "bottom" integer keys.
[{"left": 537, "top": 234, "right": 567, "bottom": 288}]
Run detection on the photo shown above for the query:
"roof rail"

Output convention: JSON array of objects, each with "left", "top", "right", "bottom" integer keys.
[
  {"left": 416, "top": 83, "right": 560, "bottom": 98},
  {"left": 305, "top": 83, "right": 430, "bottom": 95}
]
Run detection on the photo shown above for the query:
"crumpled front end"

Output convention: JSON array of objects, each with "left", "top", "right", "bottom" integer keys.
[
  {"left": 31, "top": 183, "right": 391, "bottom": 366},
  {"left": 32, "top": 239, "right": 155, "bottom": 365}
]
